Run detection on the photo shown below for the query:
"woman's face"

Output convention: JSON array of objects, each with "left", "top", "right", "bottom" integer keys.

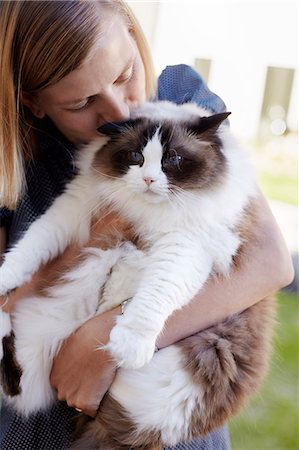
[{"left": 26, "top": 16, "right": 146, "bottom": 144}]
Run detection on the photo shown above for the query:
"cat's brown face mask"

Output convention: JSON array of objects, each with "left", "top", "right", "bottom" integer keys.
[{"left": 95, "top": 111, "right": 230, "bottom": 195}]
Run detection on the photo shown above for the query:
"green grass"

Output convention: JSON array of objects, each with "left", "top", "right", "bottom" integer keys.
[
  {"left": 258, "top": 172, "right": 298, "bottom": 206},
  {"left": 249, "top": 135, "right": 298, "bottom": 207},
  {"left": 230, "top": 291, "right": 299, "bottom": 450}
]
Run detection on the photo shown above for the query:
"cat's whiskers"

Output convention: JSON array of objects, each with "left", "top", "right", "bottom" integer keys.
[
  {"left": 168, "top": 184, "right": 184, "bottom": 199},
  {"left": 171, "top": 194, "right": 186, "bottom": 210},
  {"left": 92, "top": 168, "right": 120, "bottom": 181},
  {"left": 88, "top": 183, "right": 126, "bottom": 213},
  {"left": 89, "top": 205, "right": 116, "bottom": 229},
  {"left": 71, "top": 195, "right": 105, "bottom": 226},
  {"left": 167, "top": 185, "right": 190, "bottom": 210},
  {"left": 168, "top": 183, "right": 184, "bottom": 194},
  {"left": 168, "top": 184, "right": 198, "bottom": 201},
  {"left": 88, "top": 186, "right": 137, "bottom": 228}
]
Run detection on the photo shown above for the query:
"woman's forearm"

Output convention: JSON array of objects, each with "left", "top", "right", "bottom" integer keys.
[
  {"left": 0, "top": 244, "right": 81, "bottom": 311},
  {"left": 156, "top": 193, "right": 294, "bottom": 349}
]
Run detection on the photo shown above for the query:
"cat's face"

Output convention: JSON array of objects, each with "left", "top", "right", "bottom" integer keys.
[{"left": 94, "top": 107, "right": 230, "bottom": 204}]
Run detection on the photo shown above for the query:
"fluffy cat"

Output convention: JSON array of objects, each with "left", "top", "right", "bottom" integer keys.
[{"left": 0, "top": 101, "right": 275, "bottom": 449}]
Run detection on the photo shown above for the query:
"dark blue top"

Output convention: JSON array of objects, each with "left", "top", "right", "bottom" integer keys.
[
  {"left": 0, "top": 65, "right": 230, "bottom": 450},
  {"left": 157, "top": 64, "right": 226, "bottom": 113}
]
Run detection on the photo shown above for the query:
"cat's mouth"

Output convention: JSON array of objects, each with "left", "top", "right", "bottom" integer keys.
[
  {"left": 144, "top": 187, "right": 158, "bottom": 196},
  {"left": 142, "top": 188, "right": 166, "bottom": 203}
]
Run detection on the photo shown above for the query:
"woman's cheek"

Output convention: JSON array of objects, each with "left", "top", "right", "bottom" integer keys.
[
  {"left": 70, "top": 113, "right": 96, "bottom": 134},
  {"left": 59, "top": 114, "right": 96, "bottom": 143}
]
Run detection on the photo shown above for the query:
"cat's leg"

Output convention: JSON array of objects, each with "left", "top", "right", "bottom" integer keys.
[
  {"left": 4, "top": 246, "right": 123, "bottom": 415},
  {"left": 5, "top": 296, "right": 63, "bottom": 415},
  {"left": 9, "top": 334, "right": 56, "bottom": 415},
  {"left": 0, "top": 178, "right": 95, "bottom": 295},
  {"left": 106, "top": 234, "right": 213, "bottom": 369}
]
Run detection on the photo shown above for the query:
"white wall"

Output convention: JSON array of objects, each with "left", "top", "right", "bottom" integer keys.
[{"left": 130, "top": 0, "right": 298, "bottom": 140}]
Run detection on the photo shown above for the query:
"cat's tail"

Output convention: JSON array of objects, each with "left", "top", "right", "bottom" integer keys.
[
  {"left": 0, "top": 310, "right": 22, "bottom": 396},
  {"left": 0, "top": 310, "right": 11, "bottom": 359},
  {"left": 177, "top": 296, "right": 276, "bottom": 437}
]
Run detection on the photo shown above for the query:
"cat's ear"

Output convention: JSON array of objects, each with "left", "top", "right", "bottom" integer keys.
[
  {"left": 97, "top": 119, "right": 142, "bottom": 136},
  {"left": 191, "top": 112, "right": 231, "bottom": 135}
]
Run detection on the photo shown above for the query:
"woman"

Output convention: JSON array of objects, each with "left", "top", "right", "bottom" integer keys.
[{"left": 0, "top": 1, "right": 293, "bottom": 449}]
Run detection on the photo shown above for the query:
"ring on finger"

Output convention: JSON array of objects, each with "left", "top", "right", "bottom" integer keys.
[{"left": 0, "top": 292, "right": 10, "bottom": 309}]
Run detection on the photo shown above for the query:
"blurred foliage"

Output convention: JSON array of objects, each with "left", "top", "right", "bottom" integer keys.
[
  {"left": 250, "top": 133, "right": 298, "bottom": 206},
  {"left": 258, "top": 172, "right": 297, "bottom": 206},
  {"left": 230, "top": 291, "right": 299, "bottom": 450}
]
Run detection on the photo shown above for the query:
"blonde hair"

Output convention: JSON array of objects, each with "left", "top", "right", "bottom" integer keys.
[{"left": 0, "top": 0, "right": 156, "bottom": 210}]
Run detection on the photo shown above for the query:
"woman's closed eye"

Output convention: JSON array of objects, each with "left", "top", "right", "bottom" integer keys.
[
  {"left": 65, "top": 63, "right": 135, "bottom": 113},
  {"left": 115, "top": 64, "right": 134, "bottom": 85},
  {"left": 67, "top": 96, "right": 96, "bottom": 112}
]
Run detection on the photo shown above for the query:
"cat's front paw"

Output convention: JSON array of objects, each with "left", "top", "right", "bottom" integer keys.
[
  {"left": 107, "top": 325, "right": 156, "bottom": 369},
  {"left": 0, "top": 266, "right": 21, "bottom": 296}
]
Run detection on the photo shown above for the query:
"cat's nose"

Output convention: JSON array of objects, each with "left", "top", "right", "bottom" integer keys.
[{"left": 144, "top": 178, "right": 155, "bottom": 186}]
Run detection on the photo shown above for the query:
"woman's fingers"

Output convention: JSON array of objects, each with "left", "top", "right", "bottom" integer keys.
[{"left": 50, "top": 309, "right": 119, "bottom": 417}]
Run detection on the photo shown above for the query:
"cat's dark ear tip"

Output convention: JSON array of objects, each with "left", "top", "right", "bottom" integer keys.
[
  {"left": 222, "top": 111, "right": 231, "bottom": 119},
  {"left": 221, "top": 111, "right": 231, "bottom": 122},
  {"left": 97, "top": 119, "right": 140, "bottom": 136},
  {"left": 97, "top": 122, "right": 122, "bottom": 136}
]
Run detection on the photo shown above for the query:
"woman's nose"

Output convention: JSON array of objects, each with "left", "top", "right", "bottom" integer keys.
[{"left": 99, "top": 93, "right": 130, "bottom": 123}]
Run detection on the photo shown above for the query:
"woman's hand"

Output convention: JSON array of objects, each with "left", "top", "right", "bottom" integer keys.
[{"left": 50, "top": 306, "right": 121, "bottom": 417}]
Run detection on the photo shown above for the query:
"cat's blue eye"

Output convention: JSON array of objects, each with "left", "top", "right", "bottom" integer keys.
[
  {"left": 126, "top": 151, "right": 144, "bottom": 166},
  {"left": 163, "top": 152, "right": 183, "bottom": 168}
]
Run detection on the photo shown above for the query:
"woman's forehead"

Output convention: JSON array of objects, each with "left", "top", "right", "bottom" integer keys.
[{"left": 39, "top": 17, "right": 136, "bottom": 105}]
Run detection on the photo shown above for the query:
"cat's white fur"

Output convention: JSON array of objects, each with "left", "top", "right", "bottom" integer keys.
[{"left": 0, "top": 102, "right": 257, "bottom": 443}]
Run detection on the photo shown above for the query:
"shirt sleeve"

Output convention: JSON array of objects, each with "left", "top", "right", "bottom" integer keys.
[{"left": 157, "top": 64, "right": 227, "bottom": 113}]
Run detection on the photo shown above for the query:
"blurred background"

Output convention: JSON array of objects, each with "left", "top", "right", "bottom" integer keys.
[{"left": 130, "top": 1, "right": 298, "bottom": 449}]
